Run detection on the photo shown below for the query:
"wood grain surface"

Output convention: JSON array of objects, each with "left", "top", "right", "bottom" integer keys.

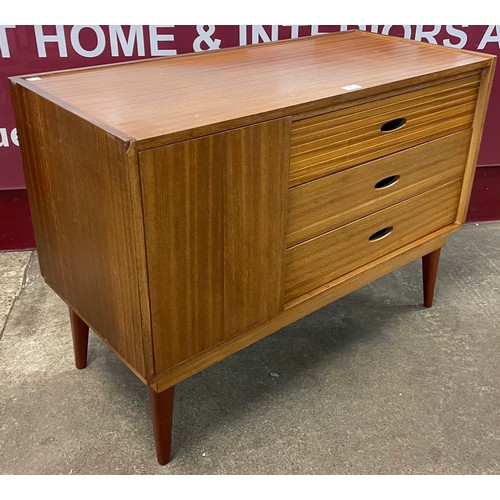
[
  {"left": 10, "top": 30, "right": 496, "bottom": 395},
  {"left": 151, "top": 228, "right": 453, "bottom": 392},
  {"left": 289, "top": 73, "right": 480, "bottom": 186},
  {"left": 285, "top": 179, "right": 463, "bottom": 302},
  {"left": 456, "top": 63, "right": 498, "bottom": 223},
  {"left": 287, "top": 129, "right": 472, "bottom": 247},
  {"left": 12, "top": 31, "right": 492, "bottom": 146},
  {"left": 139, "top": 119, "right": 289, "bottom": 373},
  {"left": 10, "top": 82, "right": 150, "bottom": 379}
]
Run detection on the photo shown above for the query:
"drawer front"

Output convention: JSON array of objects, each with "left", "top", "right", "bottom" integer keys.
[
  {"left": 285, "top": 179, "right": 462, "bottom": 302},
  {"left": 290, "top": 73, "right": 480, "bottom": 186},
  {"left": 287, "top": 129, "right": 471, "bottom": 247}
]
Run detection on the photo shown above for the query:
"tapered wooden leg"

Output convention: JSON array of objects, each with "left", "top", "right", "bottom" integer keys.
[
  {"left": 69, "top": 307, "right": 89, "bottom": 369},
  {"left": 149, "top": 385, "right": 175, "bottom": 465},
  {"left": 422, "top": 248, "right": 442, "bottom": 308}
]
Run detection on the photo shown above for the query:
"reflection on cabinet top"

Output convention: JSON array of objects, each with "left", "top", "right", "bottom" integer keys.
[{"left": 11, "top": 30, "right": 494, "bottom": 146}]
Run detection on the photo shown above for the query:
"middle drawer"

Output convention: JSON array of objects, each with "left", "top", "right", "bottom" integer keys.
[
  {"left": 287, "top": 129, "right": 471, "bottom": 247},
  {"left": 285, "top": 178, "right": 462, "bottom": 303}
]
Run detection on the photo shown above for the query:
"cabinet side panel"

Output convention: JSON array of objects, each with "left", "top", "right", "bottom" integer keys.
[
  {"left": 140, "top": 119, "right": 290, "bottom": 373},
  {"left": 11, "top": 83, "right": 147, "bottom": 379},
  {"left": 456, "top": 60, "right": 497, "bottom": 223}
]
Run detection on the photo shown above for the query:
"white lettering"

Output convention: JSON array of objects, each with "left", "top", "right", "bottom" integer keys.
[
  {"left": 239, "top": 25, "right": 247, "bottom": 46},
  {"left": 311, "top": 26, "right": 328, "bottom": 36},
  {"left": 443, "top": 25, "right": 468, "bottom": 49},
  {"left": 34, "top": 25, "right": 68, "bottom": 57},
  {"left": 0, "top": 128, "right": 19, "bottom": 147},
  {"left": 283, "top": 25, "right": 308, "bottom": 38},
  {"left": 415, "top": 25, "right": 441, "bottom": 44},
  {"left": 340, "top": 25, "right": 367, "bottom": 31},
  {"left": 149, "top": 25, "right": 176, "bottom": 56},
  {"left": 289, "top": 25, "right": 299, "bottom": 38},
  {"left": 252, "top": 25, "right": 279, "bottom": 44},
  {"left": 382, "top": 25, "right": 412, "bottom": 39},
  {"left": 0, "top": 25, "right": 15, "bottom": 58},
  {"left": 478, "top": 25, "right": 500, "bottom": 49},
  {"left": 71, "top": 25, "right": 106, "bottom": 58},
  {"left": 0, "top": 128, "right": 8, "bottom": 147},
  {"left": 11, "top": 128, "right": 19, "bottom": 146},
  {"left": 109, "top": 25, "right": 145, "bottom": 57},
  {"left": 193, "top": 26, "right": 220, "bottom": 52}
]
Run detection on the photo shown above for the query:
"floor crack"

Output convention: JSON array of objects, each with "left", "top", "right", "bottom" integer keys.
[{"left": 0, "top": 251, "right": 35, "bottom": 340}]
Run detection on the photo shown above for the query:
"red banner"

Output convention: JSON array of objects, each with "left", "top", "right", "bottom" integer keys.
[{"left": 1, "top": 25, "right": 499, "bottom": 189}]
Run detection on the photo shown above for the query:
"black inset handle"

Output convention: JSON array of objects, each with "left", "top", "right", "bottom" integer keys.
[
  {"left": 381, "top": 118, "right": 407, "bottom": 132},
  {"left": 375, "top": 175, "right": 400, "bottom": 190},
  {"left": 369, "top": 226, "right": 393, "bottom": 242}
]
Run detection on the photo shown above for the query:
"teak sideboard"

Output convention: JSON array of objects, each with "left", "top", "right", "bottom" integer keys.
[{"left": 10, "top": 31, "right": 495, "bottom": 464}]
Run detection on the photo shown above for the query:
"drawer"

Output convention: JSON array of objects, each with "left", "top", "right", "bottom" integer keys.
[
  {"left": 285, "top": 179, "right": 462, "bottom": 302},
  {"left": 287, "top": 129, "right": 471, "bottom": 247},
  {"left": 290, "top": 73, "right": 480, "bottom": 186}
]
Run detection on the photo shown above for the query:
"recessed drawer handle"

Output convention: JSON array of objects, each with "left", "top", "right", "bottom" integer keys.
[
  {"left": 375, "top": 175, "right": 400, "bottom": 189},
  {"left": 380, "top": 118, "right": 407, "bottom": 132},
  {"left": 369, "top": 226, "right": 393, "bottom": 242}
]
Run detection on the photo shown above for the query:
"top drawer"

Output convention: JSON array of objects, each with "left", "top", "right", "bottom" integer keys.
[{"left": 290, "top": 73, "right": 481, "bottom": 186}]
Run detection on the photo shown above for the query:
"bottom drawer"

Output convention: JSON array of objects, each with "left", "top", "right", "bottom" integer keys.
[{"left": 285, "top": 179, "right": 462, "bottom": 302}]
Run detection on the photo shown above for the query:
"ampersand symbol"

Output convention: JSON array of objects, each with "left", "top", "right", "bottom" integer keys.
[{"left": 193, "top": 25, "right": 221, "bottom": 52}]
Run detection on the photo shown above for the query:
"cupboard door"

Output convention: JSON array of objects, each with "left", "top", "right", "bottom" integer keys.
[{"left": 139, "top": 118, "right": 290, "bottom": 373}]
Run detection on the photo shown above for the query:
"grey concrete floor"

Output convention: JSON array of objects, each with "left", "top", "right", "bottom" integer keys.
[{"left": 0, "top": 223, "right": 499, "bottom": 474}]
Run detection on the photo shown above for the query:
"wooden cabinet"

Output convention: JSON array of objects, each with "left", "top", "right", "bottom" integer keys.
[{"left": 10, "top": 31, "right": 495, "bottom": 464}]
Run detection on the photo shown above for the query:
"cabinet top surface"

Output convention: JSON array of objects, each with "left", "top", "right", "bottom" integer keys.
[{"left": 13, "top": 30, "right": 493, "bottom": 143}]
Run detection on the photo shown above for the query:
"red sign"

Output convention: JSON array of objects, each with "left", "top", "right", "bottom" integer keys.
[{"left": 1, "top": 25, "right": 499, "bottom": 189}]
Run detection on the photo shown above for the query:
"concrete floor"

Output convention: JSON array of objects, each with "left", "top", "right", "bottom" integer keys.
[{"left": 0, "top": 222, "right": 499, "bottom": 474}]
